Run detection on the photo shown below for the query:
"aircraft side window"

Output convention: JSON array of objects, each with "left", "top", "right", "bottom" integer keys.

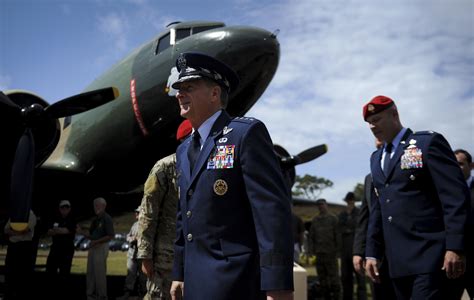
[
  {"left": 156, "top": 33, "right": 171, "bottom": 54},
  {"left": 175, "top": 28, "right": 191, "bottom": 41},
  {"left": 192, "top": 25, "right": 221, "bottom": 34}
]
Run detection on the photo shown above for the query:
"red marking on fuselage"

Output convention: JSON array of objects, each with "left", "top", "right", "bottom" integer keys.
[{"left": 130, "top": 78, "right": 149, "bottom": 136}]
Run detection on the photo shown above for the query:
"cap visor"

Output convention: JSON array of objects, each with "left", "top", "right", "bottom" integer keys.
[{"left": 171, "top": 75, "right": 203, "bottom": 89}]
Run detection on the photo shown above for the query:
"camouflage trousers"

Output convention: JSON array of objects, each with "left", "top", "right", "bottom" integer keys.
[
  {"left": 143, "top": 270, "right": 172, "bottom": 300},
  {"left": 316, "top": 253, "right": 341, "bottom": 300}
]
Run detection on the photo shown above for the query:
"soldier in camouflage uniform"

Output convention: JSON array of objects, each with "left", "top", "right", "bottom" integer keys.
[
  {"left": 309, "top": 199, "right": 341, "bottom": 300},
  {"left": 339, "top": 192, "right": 366, "bottom": 300},
  {"left": 137, "top": 120, "right": 192, "bottom": 300}
]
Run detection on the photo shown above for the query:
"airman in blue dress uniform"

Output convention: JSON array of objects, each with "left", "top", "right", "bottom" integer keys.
[
  {"left": 363, "top": 95, "right": 469, "bottom": 300},
  {"left": 170, "top": 52, "right": 294, "bottom": 300}
]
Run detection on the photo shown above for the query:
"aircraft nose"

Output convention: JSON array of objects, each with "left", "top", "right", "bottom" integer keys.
[{"left": 215, "top": 26, "right": 281, "bottom": 116}]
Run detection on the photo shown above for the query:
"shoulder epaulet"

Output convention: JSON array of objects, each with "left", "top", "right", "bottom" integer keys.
[
  {"left": 231, "top": 116, "right": 258, "bottom": 123},
  {"left": 412, "top": 130, "right": 436, "bottom": 135}
]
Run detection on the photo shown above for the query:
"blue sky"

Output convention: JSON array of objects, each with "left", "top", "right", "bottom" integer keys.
[{"left": 1, "top": 0, "right": 473, "bottom": 204}]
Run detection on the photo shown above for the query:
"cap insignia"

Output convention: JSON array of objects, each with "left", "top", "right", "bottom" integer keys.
[{"left": 177, "top": 54, "right": 187, "bottom": 70}]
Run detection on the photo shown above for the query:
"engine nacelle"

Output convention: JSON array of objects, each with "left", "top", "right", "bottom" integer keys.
[{"left": 5, "top": 90, "right": 60, "bottom": 166}]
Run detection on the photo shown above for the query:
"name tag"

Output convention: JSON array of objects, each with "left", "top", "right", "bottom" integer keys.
[{"left": 207, "top": 145, "right": 235, "bottom": 169}]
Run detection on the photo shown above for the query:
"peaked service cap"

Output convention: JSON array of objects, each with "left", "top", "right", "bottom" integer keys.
[{"left": 171, "top": 52, "right": 239, "bottom": 93}]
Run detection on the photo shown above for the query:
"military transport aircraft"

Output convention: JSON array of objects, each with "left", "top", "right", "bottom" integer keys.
[{"left": 0, "top": 21, "right": 326, "bottom": 231}]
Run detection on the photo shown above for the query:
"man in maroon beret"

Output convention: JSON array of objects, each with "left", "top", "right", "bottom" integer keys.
[
  {"left": 363, "top": 95, "right": 469, "bottom": 300},
  {"left": 176, "top": 119, "right": 192, "bottom": 142},
  {"left": 362, "top": 95, "right": 394, "bottom": 121}
]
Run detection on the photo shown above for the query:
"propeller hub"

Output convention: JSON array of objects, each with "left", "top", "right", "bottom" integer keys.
[{"left": 21, "top": 103, "right": 45, "bottom": 125}]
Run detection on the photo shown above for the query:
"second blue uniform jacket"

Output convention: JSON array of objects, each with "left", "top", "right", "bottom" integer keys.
[
  {"left": 366, "top": 129, "right": 469, "bottom": 278},
  {"left": 172, "top": 110, "right": 294, "bottom": 300}
]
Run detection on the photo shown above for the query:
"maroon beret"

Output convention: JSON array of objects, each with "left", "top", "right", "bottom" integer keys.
[
  {"left": 176, "top": 119, "right": 192, "bottom": 141},
  {"left": 363, "top": 95, "right": 395, "bottom": 121}
]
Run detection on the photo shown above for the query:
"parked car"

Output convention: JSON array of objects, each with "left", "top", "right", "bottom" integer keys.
[
  {"left": 74, "top": 234, "right": 86, "bottom": 250},
  {"left": 121, "top": 241, "right": 130, "bottom": 252},
  {"left": 109, "top": 233, "right": 127, "bottom": 251},
  {"left": 38, "top": 242, "right": 50, "bottom": 250},
  {"left": 79, "top": 238, "right": 91, "bottom": 251}
]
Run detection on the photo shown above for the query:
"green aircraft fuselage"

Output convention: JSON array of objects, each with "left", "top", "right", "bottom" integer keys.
[{"left": 4, "top": 21, "right": 280, "bottom": 218}]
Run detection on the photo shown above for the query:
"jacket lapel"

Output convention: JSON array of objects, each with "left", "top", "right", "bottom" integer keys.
[
  {"left": 189, "top": 111, "right": 231, "bottom": 186},
  {"left": 180, "top": 137, "right": 193, "bottom": 183},
  {"left": 372, "top": 148, "right": 385, "bottom": 181},
  {"left": 385, "top": 128, "right": 413, "bottom": 180}
]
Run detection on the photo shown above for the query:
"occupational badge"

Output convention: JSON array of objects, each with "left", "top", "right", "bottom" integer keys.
[
  {"left": 207, "top": 145, "right": 235, "bottom": 169},
  {"left": 218, "top": 137, "right": 228, "bottom": 143},
  {"left": 401, "top": 146, "right": 423, "bottom": 169},
  {"left": 223, "top": 126, "right": 233, "bottom": 135},
  {"left": 213, "top": 179, "right": 228, "bottom": 196}
]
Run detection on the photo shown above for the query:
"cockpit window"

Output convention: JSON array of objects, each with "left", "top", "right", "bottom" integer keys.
[
  {"left": 155, "top": 24, "right": 224, "bottom": 55},
  {"left": 192, "top": 25, "right": 221, "bottom": 34},
  {"left": 175, "top": 28, "right": 191, "bottom": 42},
  {"left": 156, "top": 32, "right": 170, "bottom": 54}
]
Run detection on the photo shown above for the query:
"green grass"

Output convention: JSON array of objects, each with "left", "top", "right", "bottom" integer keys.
[{"left": 1, "top": 248, "right": 128, "bottom": 276}]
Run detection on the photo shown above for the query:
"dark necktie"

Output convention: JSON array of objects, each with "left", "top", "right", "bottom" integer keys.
[
  {"left": 383, "top": 143, "right": 393, "bottom": 176},
  {"left": 188, "top": 131, "right": 201, "bottom": 173}
]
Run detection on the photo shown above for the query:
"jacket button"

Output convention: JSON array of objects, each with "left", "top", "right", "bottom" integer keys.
[
  {"left": 187, "top": 233, "right": 193, "bottom": 242},
  {"left": 188, "top": 189, "right": 193, "bottom": 196},
  {"left": 186, "top": 211, "right": 192, "bottom": 218},
  {"left": 388, "top": 216, "right": 393, "bottom": 222},
  {"left": 385, "top": 183, "right": 389, "bottom": 188},
  {"left": 410, "top": 175, "right": 416, "bottom": 181},
  {"left": 386, "top": 199, "right": 391, "bottom": 203}
]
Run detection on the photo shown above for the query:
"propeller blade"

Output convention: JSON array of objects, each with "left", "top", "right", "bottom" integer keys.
[
  {"left": 293, "top": 144, "right": 328, "bottom": 165},
  {"left": 9, "top": 128, "right": 35, "bottom": 231},
  {"left": 45, "top": 87, "right": 119, "bottom": 118},
  {"left": 0, "top": 91, "right": 21, "bottom": 118}
]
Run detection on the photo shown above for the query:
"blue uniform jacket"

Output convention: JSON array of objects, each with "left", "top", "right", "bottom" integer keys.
[
  {"left": 172, "top": 111, "right": 294, "bottom": 299},
  {"left": 366, "top": 129, "right": 469, "bottom": 278}
]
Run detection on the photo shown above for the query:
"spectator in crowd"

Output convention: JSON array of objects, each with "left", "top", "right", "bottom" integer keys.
[
  {"left": 292, "top": 212, "right": 305, "bottom": 263},
  {"left": 4, "top": 210, "right": 37, "bottom": 300},
  {"left": 46, "top": 200, "right": 77, "bottom": 298},
  {"left": 338, "top": 192, "right": 366, "bottom": 300},
  {"left": 118, "top": 207, "right": 146, "bottom": 299},
  {"left": 78, "top": 197, "right": 115, "bottom": 300},
  {"left": 309, "top": 199, "right": 341, "bottom": 300},
  {"left": 450, "top": 149, "right": 473, "bottom": 299}
]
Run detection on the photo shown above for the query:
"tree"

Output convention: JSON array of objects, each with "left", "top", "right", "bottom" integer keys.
[{"left": 292, "top": 174, "right": 334, "bottom": 200}]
